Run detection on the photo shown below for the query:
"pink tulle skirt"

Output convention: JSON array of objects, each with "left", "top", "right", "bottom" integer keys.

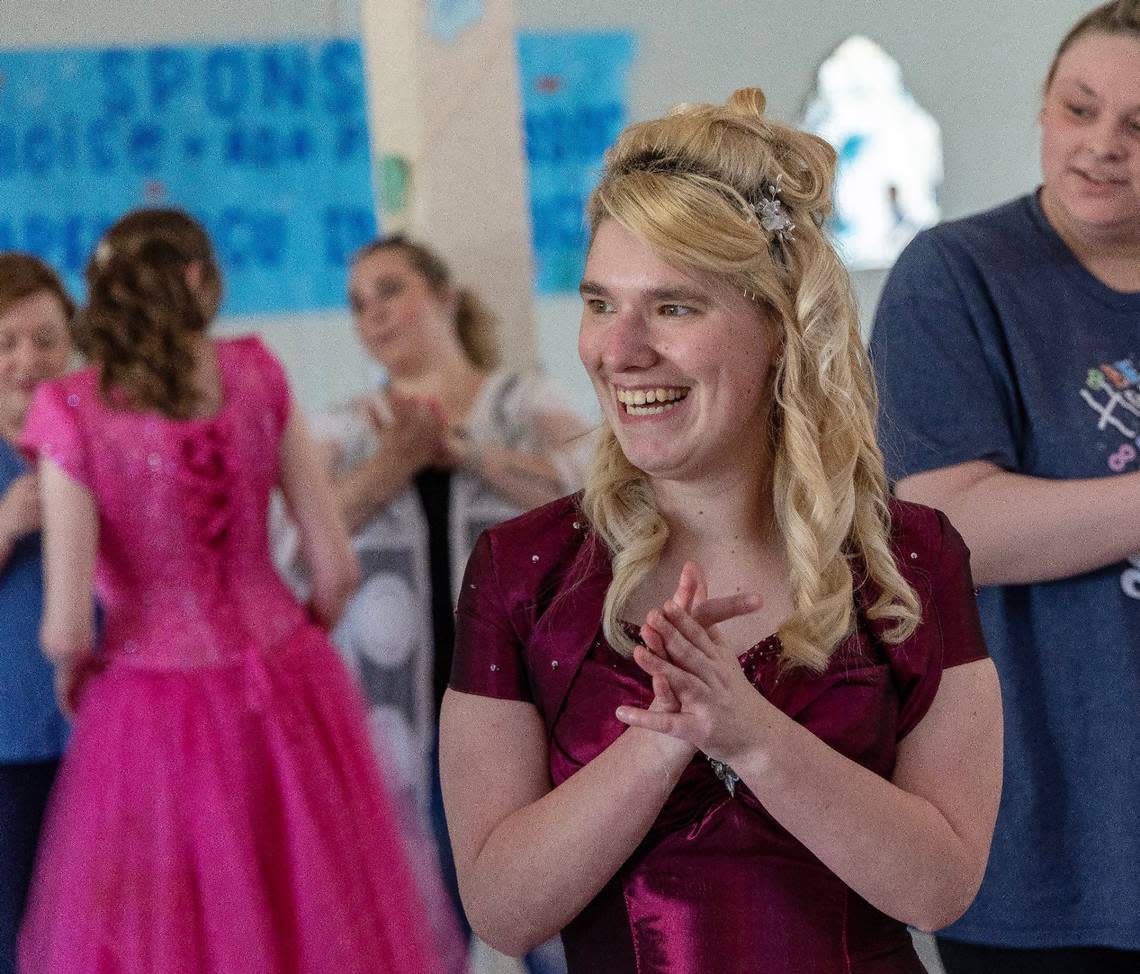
[{"left": 19, "top": 628, "right": 461, "bottom": 974}]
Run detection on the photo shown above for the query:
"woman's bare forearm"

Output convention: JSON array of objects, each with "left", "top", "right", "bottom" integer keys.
[
  {"left": 897, "top": 461, "right": 1140, "bottom": 585},
  {"left": 333, "top": 451, "right": 416, "bottom": 535},
  {"left": 734, "top": 699, "right": 993, "bottom": 931},
  {"left": 445, "top": 705, "right": 694, "bottom": 955}
]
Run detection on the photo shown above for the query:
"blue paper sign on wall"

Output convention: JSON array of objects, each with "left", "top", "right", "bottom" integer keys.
[
  {"left": 517, "top": 31, "right": 636, "bottom": 295},
  {"left": 0, "top": 41, "right": 378, "bottom": 316}
]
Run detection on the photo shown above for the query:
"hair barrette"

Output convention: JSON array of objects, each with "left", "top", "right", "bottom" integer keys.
[{"left": 753, "top": 174, "right": 796, "bottom": 244}]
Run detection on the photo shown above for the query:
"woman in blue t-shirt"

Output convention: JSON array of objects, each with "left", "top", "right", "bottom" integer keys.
[
  {"left": 0, "top": 255, "right": 74, "bottom": 974},
  {"left": 872, "top": 2, "right": 1140, "bottom": 972}
]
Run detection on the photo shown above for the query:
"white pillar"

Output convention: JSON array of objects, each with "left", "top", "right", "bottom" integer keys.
[{"left": 359, "top": 0, "right": 536, "bottom": 369}]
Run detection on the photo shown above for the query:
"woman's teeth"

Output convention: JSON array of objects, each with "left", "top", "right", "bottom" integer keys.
[{"left": 616, "top": 387, "right": 688, "bottom": 415}]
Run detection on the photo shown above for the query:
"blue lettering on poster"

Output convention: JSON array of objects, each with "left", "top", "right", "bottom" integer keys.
[
  {"left": 517, "top": 31, "right": 636, "bottom": 294},
  {"left": 0, "top": 40, "right": 378, "bottom": 315}
]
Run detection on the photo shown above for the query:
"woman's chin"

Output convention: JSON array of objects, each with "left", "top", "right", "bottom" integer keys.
[
  {"left": 0, "top": 389, "right": 32, "bottom": 425},
  {"left": 617, "top": 446, "right": 694, "bottom": 481}
]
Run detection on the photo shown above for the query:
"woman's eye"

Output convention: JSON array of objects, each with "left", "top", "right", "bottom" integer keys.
[
  {"left": 1066, "top": 103, "right": 1093, "bottom": 119},
  {"left": 660, "top": 304, "right": 693, "bottom": 317}
]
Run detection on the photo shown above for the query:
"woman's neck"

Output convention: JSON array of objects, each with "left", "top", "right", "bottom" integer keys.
[
  {"left": 388, "top": 353, "right": 487, "bottom": 421},
  {"left": 0, "top": 414, "right": 21, "bottom": 446},
  {"left": 187, "top": 336, "right": 220, "bottom": 412},
  {"left": 653, "top": 465, "right": 778, "bottom": 561},
  {"left": 645, "top": 467, "right": 791, "bottom": 639},
  {"left": 0, "top": 393, "right": 28, "bottom": 445},
  {"left": 1041, "top": 189, "right": 1140, "bottom": 292}
]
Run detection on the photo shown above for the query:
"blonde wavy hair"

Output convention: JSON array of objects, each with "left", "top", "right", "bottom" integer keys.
[{"left": 581, "top": 87, "right": 920, "bottom": 671}]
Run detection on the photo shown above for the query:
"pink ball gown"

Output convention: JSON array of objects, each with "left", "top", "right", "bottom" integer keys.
[{"left": 17, "top": 336, "right": 454, "bottom": 974}]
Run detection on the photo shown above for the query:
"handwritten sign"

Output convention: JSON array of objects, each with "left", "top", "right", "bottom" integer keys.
[
  {"left": 517, "top": 32, "right": 636, "bottom": 294},
  {"left": 0, "top": 41, "right": 378, "bottom": 315}
]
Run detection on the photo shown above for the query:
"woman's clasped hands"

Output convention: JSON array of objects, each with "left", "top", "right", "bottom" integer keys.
[
  {"left": 365, "top": 390, "right": 470, "bottom": 472},
  {"left": 616, "top": 562, "right": 773, "bottom": 772}
]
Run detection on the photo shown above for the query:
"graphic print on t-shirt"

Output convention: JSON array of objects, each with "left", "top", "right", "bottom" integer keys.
[
  {"left": 1080, "top": 356, "right": 1140, "bottom": 468},
  {"left": 1079, "top": 355, "right": 1140, "bottom": 600}
]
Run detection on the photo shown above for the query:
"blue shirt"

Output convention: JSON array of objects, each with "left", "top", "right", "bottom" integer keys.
[
  {"left": 871, "top": 192, "right": 1140, "bottom": 950},
  {"left": 0, "top": 436, "right": 68, "bottom": 762}
]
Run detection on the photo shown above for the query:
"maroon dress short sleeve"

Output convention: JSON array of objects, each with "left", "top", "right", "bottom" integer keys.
[
  {"left": 18, "top": 379, "right": 90, "bottom": 488},
  {"left": 892, "top": 507, "right": 989, "bottom": 739},
  {"left": 451, "top": 531, "right": 534, "bottom": 702}
]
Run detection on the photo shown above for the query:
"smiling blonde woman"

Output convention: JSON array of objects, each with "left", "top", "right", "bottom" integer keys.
[{"left": 440, "top": 88, "right": 1003, "bottom": 974}]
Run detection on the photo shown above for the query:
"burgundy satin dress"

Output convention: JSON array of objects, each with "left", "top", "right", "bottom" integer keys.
[{"left": 452, "top": 496, "right": 988, "bottom": 974}]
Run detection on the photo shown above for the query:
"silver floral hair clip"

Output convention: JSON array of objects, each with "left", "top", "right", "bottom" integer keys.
[
  {"left": 94, "top": 239, "right": 113, "bottom": 267},
  {"left": 753, "top": 174, "right": 796, "bottom": 244}
]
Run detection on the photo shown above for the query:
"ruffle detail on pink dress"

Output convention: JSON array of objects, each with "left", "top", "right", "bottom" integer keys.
[{"left": 178, "top": 422, "right": 234, "bottom": 552}]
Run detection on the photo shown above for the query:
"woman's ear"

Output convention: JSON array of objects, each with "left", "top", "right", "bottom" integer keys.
[
  {"left": 441, "top": 285, "right": 461, "bottom": 320},
  {"left": 184, "top": 260, "right": 204, "bottom": 292},
  {"left": 184, "top": 260, "right": 222, "bottom": 320}
]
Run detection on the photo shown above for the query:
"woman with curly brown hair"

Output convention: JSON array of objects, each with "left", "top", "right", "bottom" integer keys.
[
  {"left": 16, "top": 209, "right": 456, "bottom": 974},
  {"left": 439, "top": 89, "right": 1003, "bottom": 974},
  {"left": 872, "top": 2, "right": 1140, "bottom": 971}
]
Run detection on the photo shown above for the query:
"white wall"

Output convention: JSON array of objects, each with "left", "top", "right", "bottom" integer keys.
[
  {"left": 5, "top": 0, "right": 1093, "bottom": 420},
  {"left": 519, "top": 0, "right": 1091, "bottom": 420}
]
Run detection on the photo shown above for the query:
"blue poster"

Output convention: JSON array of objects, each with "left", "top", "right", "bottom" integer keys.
[
  {"left": 517, "top": 31, "right": 636, "bottom": 294},
  {"left": 0, "top": 41, "right": 378, "bottom": 316}
]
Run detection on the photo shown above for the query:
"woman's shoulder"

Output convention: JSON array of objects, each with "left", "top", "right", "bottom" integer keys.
[
  {"left": 214, "top": 334, "right": 287, "bottom": 393},
  {"left": 875, "top": 498, "right": 988, "bottom": 720},
  {"left": 878, "top": 499, "right": 980, "bottom": 646},
  {"left": 457, "top": 493, "right": 608, "bottom": 700},
  {"left": 476, "top": 493, "right": 600, "bottom": 595},
  {"left": 479, "top": 367, "right": 581, "bottom": 419},
  {"left": 309, "top": 394, "right": 376, "bottom": 451},
  {"left": 481, "top": 493, "right": 587, "bottom": 559},
  {"left": 18, "top": 368, "right": 102, "bottom": 483},
  {"left": 51, "top": 365, "right": 99, "bottom": 392},
  {"left": 215, "top": 333, "right": 279, "bottom": 370},
  {"left": 883, "top": 497, "right": 971, "bottom": 583},
  {"left": 896, "top": 194, "right": 1040, "bottom": 276},
  {"left": 214, "top": 335, "right": 291, "bottom": 429},
  {"left": 886, "top": 497, "right": 952, "bottom": 556},
  {"left": 31, "top": 367, "right": 100, "bottom": 413},
  {"left": 936, "top": 194, "right": 1034, "bottom": 237}
]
